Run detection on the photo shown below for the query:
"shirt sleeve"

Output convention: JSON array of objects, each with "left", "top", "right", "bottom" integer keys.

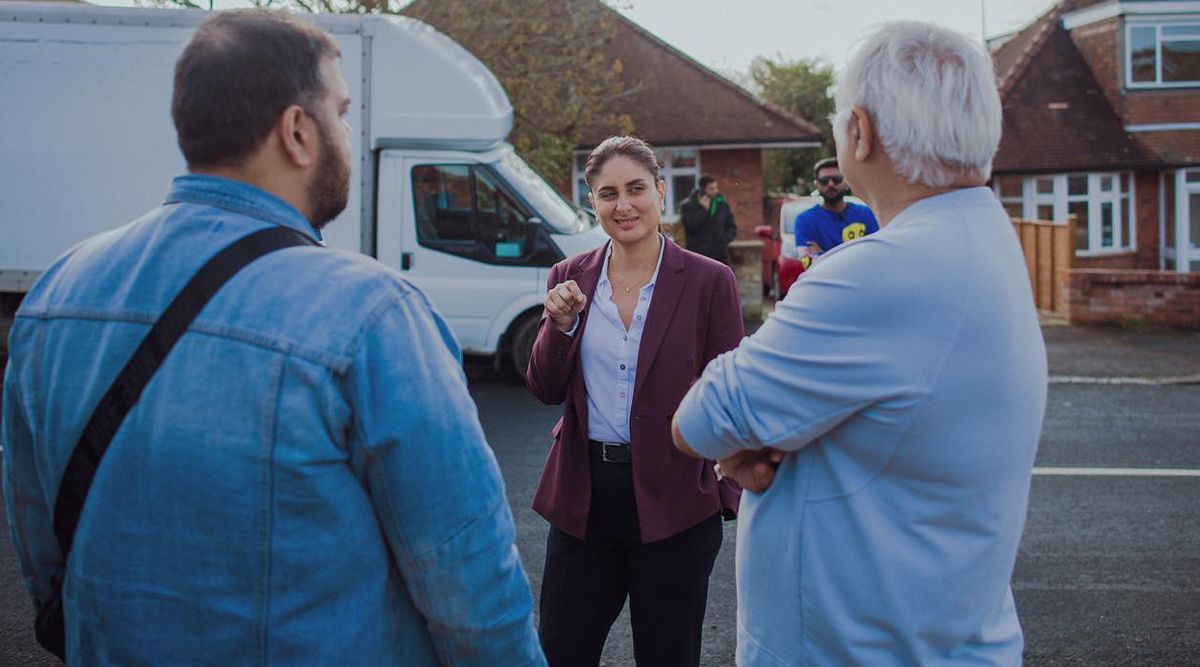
[
  {"left": 675, "top": 239, "right": 950, "bottom": 462},
  {"left": 681, "top": 200, "right": 705, "bottom": 235},
  {"left": 864, "top": 206, "right": 881, "bottom": 231},
  {"left": 341, "top": 285, "right": 545, "bottom": 666},
  {"left": 793, "top": 213, "right": 811, "bottom": 244},
  {"left": 2, "top": 347, "right": 62, "bottom": 612},
  {"left": 525, "top": 262, "right": 583, "bottom": 405},
  {"left": 723, "top": 206, "right": 738, "bottom": 244}
]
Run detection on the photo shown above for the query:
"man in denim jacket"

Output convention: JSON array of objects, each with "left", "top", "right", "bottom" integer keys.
[{"left": 2, "top": 10, "right": 544, "bottom": 665}]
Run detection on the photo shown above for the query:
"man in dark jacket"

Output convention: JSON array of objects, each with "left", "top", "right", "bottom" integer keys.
[{"left": 680, "top": 175, "right": 737, "bottom": 264}]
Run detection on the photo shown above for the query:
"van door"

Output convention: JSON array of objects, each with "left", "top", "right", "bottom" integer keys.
[{"left": 389, "top": 154, "right": 559, "bottom": 354}]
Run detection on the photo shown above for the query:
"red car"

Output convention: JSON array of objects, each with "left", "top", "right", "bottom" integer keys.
[
  {"left": 757, "top": 197, "right": 817, "bottom": 299},
  {"left": 763, "top": 195, "right": 867, "bottom": 299}
]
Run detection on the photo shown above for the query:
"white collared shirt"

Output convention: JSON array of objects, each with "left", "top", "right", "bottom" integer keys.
[{"left": 574, "top": 235, "right": 666, "bottom": 444}]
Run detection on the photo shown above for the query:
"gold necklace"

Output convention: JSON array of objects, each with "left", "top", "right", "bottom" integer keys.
[
  {"left": 611, "top": 271, "right": 646, "bottom": 294},
  {"left": 610, "top": 250, "right": 655, "bottom": 294}
]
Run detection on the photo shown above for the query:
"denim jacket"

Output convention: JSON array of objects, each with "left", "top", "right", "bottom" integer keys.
[{"left": 2, "top": 174, "right": 545, "bottom": 666}]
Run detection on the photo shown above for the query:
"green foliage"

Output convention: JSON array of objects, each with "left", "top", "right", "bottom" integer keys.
[
  {"left": 749, "top": 55, "right": 836, "bottom": 193},
  {"left": 405, "top": 0, "right": 632, "bottom": 185}
]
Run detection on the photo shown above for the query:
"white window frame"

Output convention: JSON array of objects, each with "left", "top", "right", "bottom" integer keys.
[
  {"left": 571, "top": 152, "right": 592, "bottom": 211},
  {"left": 1125, "top": 19, "right": 1200, "bottom": 88},
  {"left": 994, "top": 175, "right": 1024, "bottom": 216},
  {"left": 656, "top": 147, "right": 700, "bottom": 223},
  {"left": 993, "top": 172, "right": 1136, "bottom": 255},
  {"left": 571, "top": 146, "right": 702, "bottom": 223},
  {"left": 1173, "top": 168, "right": 1200, "bottom": 273}
]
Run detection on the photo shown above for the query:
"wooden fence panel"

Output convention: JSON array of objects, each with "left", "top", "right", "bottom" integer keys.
[{"left": 1012, "top": 216, "right": 1075, "bottom": 314}]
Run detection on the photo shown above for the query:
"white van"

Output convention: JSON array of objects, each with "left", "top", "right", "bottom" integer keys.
[{"left": 0, "top": 3, "right": 607, "bottom": 372}]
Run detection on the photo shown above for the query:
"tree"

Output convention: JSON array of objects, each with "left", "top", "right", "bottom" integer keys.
[
  {"left": 403, "top": 0, "right": 633, "bottom": 185},
  {"left": 155, "top": 0, "right": 633, "bottom": 185},
  {"left": 749, "top": 55, "right": 836, "bottom": 193}
]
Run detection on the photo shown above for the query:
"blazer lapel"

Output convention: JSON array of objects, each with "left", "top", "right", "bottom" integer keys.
[
  {"left": 633, "top": 238, "right": 687, "bottom": 403},
  {"left": 567, "top": 242, "right": 608, "bottom": 428}
]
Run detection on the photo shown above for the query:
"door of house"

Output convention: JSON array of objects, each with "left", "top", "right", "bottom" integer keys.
[{"left": 1174, "top": 169, "right": 1200, "bottom": 273}]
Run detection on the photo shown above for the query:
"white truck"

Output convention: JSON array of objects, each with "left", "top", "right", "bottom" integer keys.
[{"left": 0, "top": 3, "right": 606, "bottom": 372}]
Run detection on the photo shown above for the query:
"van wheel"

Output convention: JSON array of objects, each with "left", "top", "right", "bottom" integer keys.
[{"left": 509, "top": 313, "right": 541, "bottom": 379}]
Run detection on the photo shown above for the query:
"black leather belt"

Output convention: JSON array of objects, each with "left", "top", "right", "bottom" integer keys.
[{"left": 588, "top": 439, "right": 631, "bottom": 464}]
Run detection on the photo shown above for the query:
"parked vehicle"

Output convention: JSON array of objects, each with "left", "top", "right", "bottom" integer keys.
[
  {"left": 774, "top": 197, "right": 818, "bottom": 299},
  {"left": 0, "top": 3, "right": 605, "bottom": 372},
  {"left": 755, "top": 224, "right": 780, "bottom": 299},
  {"left": 773, "top": 195, "right": 868, "bottom": 299}
]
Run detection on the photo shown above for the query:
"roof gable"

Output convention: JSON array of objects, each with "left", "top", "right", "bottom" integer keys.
[
  {"left": 992, "top": 5, "right": 1062, "bottom": 100},
  {"left": 580, "top": 5, "right": 820, "bottom": 147},
  {"left": 992, "top": 6, "right": 1156, "bottom": 173}
]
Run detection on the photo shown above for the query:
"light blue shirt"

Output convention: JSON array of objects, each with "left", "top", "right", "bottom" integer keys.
[
  {"left": 2, "top": 174, "right": 545, "bottom": 666},
  {"left": 575, "top": 236, "right": 664, "bottom": 445},
  {"left": 677, "top": 187, "right": 1047, "bottom": 666}
]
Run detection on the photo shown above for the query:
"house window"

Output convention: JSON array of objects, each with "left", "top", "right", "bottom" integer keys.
[
  {"left": 572, "top": 146, "right": 701, "bottom": 222},
  {"left": 993, "top": 172, "right": 1135, "bottom": 254},
  {"left": 1177, "top": 168, "right": 1200, "bottom": 273},
  {"left": 1126, "top": 22, "right": 1200, "bottom": 88},
  {"left": 994, "top": 175, "right": 1023, "bottom": 217},
  {"left": 657, "top": 147, "right": 700, "bottom": 221},
  {"left": 572, "top": 153, "right": 592, "bottom": 210}
]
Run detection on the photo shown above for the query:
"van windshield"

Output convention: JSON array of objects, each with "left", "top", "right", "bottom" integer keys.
[{"left": 496, "top": 151, "right": 594, "bottom": 234}]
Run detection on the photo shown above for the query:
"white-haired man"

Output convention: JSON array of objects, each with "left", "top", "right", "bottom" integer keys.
[{"left": 672, "top": 21, "right": 1046, "bottom": 666}]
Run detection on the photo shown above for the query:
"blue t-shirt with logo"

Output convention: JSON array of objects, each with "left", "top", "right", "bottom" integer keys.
[{"left": 793, "top": 202, "right": 880, "bottom": 256}]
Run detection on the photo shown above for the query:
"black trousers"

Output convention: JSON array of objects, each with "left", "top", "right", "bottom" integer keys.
[{"left": 538, "top": 444, "right": 723, "bottom": 667}]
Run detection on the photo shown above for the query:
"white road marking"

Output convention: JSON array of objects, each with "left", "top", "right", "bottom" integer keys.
[
  {"left": 1049, "top": 374, "right": 1200, "bottom": 385},
  {"left": 1034, "top": 467, "right": 1200, "bottom": 477}
]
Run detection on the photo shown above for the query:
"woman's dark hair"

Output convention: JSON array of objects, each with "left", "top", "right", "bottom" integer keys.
[
  {"left": 172, "top": 9, "right": 340, "bottom": 169},
  {"left": 583, "top": 136, "right": 661, "bottom": 186}
]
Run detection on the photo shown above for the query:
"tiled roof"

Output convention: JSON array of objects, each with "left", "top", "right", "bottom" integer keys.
[
  {"left": 992, "top": 6, "right": 1157, "bottom": 173},
  {"left": 992, "top": 5, "right": 1062, "bottom": 99},
  {"left": 580, "top": 5, "right": 822, "bottom": 147},
  {"left": 401, "top": 0, "right": 821, "bottom": 150},
  {"left": 1133, "top": 130, "right": 1200, "bottom": 165}
]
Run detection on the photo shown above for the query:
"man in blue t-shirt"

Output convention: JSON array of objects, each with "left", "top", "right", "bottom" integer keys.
[{"left": 793, "top": 158, "right": 879, "bottom": 267}]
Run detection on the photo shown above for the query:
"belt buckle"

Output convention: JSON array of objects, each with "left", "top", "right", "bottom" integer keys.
[{"left": 601, "top": 442, "right": 629, "bottom": 464}]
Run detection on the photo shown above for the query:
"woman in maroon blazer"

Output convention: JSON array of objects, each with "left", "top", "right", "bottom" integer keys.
[{"left": 525, "top": 136, "right": 744, "bottom": 666}]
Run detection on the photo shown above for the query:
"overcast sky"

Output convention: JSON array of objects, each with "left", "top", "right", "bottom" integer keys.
[
  {"left": 614, "top": 0, "right": 1059, "bottom": 76},
  {"left": 95, "top": 0, "right": 1061, "bottom": 78}
]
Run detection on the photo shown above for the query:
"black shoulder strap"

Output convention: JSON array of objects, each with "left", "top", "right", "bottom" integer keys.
[{"left": 52, "top": 225, "right": 318, "bottom": 554}]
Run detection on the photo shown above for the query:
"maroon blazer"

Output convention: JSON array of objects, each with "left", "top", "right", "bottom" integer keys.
[{"left": 525, "top": 237, "right": 744, "bottom": 543}]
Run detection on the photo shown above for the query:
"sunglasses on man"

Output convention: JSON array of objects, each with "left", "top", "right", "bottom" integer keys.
[{"left": 816, "top": 176, "right": 844, "bottom": 186}]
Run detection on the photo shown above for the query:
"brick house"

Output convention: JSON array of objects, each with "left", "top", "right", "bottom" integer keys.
[
  {"left": 566, "top": 6, "right": 821, "bottom": 237},
  {"left": 991, "top": 0, "right": 1200, "bottom": 273},
  {"left": 990, "top": 0, "right": 1200, "bottom": 325}
]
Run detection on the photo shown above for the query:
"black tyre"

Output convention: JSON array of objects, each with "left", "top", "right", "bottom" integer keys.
[{"left": 509, "top": 312, "right": 541, "bottom": 379}]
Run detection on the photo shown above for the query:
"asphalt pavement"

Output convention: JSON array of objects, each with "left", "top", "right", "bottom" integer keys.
[{"left": 0, "top": 324, "right": 1197, "bottom": 666}]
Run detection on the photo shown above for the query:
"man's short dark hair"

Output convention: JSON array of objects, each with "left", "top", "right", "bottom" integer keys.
[
  {"left": 813, "top": 158, "right": 839, "bottom": 178},
  {"left": 698, "top": 175, "right": 715, "bottom": 189},
  {"left": 172, "top": 9, "right": 340, "bottom": 169}
]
